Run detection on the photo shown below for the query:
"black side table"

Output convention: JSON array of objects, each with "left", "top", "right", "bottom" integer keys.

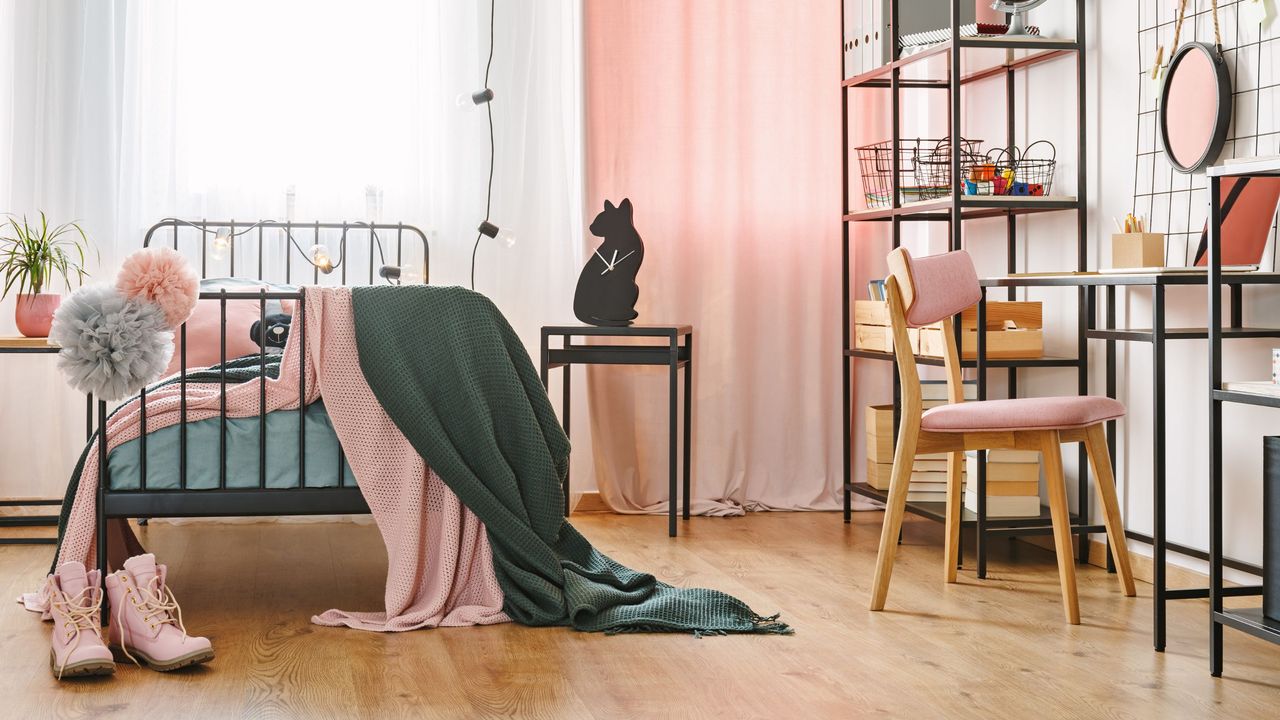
[
  {"left": 0, "top": 337, "right": 93, "bottom": 545},
  {"left": 540, "top": 325, "right": 693, "bottom": 537}
]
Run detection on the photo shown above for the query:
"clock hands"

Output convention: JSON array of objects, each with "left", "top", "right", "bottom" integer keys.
[
  {"left": 594, "top": 248, "right": 612, "bottom": 274},
  {"left": 594, "top": 248, "right": 638, "bottom": 275}
]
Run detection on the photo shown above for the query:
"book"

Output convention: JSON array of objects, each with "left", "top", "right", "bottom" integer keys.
[
  {"left": 964, "top": 489, "right": 1042, "bottom": 518},
  {"left": 966, "top": 449, "right": 1040, "bottom": 464},
  {"left": 867, "top": 279, "right": 886, "bottom": 301},
  {"left": 866, "top": 461, "right": 964, "bottom": 491},
  {"left": 905, "top": 481, "right": 965, "bottom": 494},
  {"left": 965, "top": 453, "right": 1039, "bottom": 485},
  {"left": 907, "top": 491, "right": 949, "bottom": 503}
]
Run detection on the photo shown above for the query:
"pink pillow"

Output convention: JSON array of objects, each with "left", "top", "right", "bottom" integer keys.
[{"left": 163, "top": 298, "right": 269, "bottom": 376}]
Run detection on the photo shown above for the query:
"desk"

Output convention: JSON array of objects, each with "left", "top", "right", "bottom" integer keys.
[
  {"left": 0, "top": 337, "right": 93, "bottom": 545},
  {"left": 540, "top": 325, "right": 693, "bottom": 537},
  {"left": 984, "top": 271, "right": 1280, "bottom": 652}
]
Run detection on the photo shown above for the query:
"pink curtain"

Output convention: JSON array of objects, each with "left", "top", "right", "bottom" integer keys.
[{"left": 583, "top": 0, "right": 847, "bottom": 514}]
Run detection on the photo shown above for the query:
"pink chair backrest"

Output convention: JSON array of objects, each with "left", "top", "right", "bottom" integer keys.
[{"left": 894, "top": 249, "right": 982, "bottom": 328}]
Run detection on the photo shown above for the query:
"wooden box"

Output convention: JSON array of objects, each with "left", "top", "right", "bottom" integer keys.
[
  {"left": 958, "top": 301, "right": 1042, "bottom": 331},
  {"left": 1111, "top": 232, "right": 1164, "bottom": 269},
  {"left": 865, "top": 404, "right": 965, "bottom": 468},
  {"left": 919, "top": 327, "right": 1044, "bottom": 359},
  {"left": 854, "top": 301, "right": 920, "bottom": 354}
]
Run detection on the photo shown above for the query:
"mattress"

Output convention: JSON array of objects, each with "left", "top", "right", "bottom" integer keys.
[{"left": 106, "top": 401, "right": 356, "bottom": 491}]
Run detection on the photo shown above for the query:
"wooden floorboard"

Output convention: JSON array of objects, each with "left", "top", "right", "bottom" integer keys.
[{"left": 2, "top": 512, "right": 1278, "bottom": 718}]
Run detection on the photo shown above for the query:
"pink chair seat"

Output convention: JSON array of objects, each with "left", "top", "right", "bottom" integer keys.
[{"left": 921, "top": 396, "right": 1125, "bottom": 433}]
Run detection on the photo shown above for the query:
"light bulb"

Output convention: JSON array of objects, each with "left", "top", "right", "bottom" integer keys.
[
  {"left": 378, "top": 264, "right": 402, "bottom": 284},
  {"left": 478, "top": 221, "right": 516, "bottom": 248},
  {"left": 211, "top": 228, "right": 231, "bottom": 260},
  {"left": 402, "top": 267, "right": 422, "bottom": 285},
  {"left": 309, "top": 244, "right": 335, "bottom": 274},
  {"left": 455, "top": 88, "right": 495, "bottom": 110}
]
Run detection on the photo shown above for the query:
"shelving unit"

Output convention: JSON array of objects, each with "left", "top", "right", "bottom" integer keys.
[
  {"left": 840, "top": 0, "right": 1096, "bottom": 578},
  {"left": 1207, "top": 157, "right": 1280, "bottom": 676}
]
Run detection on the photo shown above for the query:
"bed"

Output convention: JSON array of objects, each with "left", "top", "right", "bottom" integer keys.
[{"left": 94, "top": 219, "right": 429, "bottom": 567}]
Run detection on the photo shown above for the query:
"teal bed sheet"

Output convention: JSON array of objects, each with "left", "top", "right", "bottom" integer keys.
[{"left": 106, "top": 401, "right": 356, "bottom": 491}]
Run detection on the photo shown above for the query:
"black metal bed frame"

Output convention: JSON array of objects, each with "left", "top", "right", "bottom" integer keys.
[{"left": 94, "top": 219, "right": 430, "bottom": 587}]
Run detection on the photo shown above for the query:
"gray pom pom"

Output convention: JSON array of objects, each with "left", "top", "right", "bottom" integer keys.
[{"left": 50, "top": 284, "right": 175, "bottom": 401}]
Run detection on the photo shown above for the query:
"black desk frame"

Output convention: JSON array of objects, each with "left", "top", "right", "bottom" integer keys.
[
  {"left": 540, "top": 325, "right": 692, "bottom": 537},
  {"left": 1206, "top": 158, "right": 1280, "bottom": 676},
  {"left": 987, "top": 271, "right": 1280, "bottom": 653}
]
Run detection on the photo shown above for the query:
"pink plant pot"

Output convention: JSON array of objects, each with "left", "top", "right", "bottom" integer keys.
[{"left": 14, "top": 293, "right": 61, "bottom": 338}]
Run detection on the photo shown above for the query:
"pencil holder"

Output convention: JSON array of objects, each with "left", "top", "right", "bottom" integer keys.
[{"left": 1111, "top": 232, "right": 1164, "bottom": 269}]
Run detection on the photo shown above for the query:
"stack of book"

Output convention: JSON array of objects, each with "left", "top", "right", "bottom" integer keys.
[
  {"left": 865, "top": 381, "right": 976, "bottom": 503},
  {"left": 963, "top": 450, "right": 1042, "bottom": 517}
]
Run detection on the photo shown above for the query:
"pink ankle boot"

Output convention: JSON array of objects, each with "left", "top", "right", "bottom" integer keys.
[
  {"left": 47, "top": 561, "right": 114, "bottom": 679},
  {"left": 106, "top": 554, "right": 214, "bottom": 671}
]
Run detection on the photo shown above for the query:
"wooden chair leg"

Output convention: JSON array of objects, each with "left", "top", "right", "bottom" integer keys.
[
  {"left": 870, "top": 425, "right": 919, "bottom": 611},
  {"left": 1084, "top": 423, "right": 1137, "bottom": 597},
  {"left": 1041, "top": 430, "right": 1081, "bottom": 625},
  {"left": 944, "top": 450, "right": 963, "bottom": 583}
]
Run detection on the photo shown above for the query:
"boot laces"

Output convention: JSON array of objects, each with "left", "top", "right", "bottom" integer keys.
[
  {"left": 115, "top": 574, "right": 188, "bottom": 668},
  {"left": 48, "top": 582, "right": 103, "bottom": 680}
]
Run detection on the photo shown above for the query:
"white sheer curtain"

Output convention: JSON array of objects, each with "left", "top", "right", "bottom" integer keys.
[{"left": 0, "top": 0, "right": 584, "bottom": 499}]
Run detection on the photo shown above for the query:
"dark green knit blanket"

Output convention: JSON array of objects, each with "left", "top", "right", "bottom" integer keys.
[{"left": 351, "top": 285, "right": 790, "bottom": 636}]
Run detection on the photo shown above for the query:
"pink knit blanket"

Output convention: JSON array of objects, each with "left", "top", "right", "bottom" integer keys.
[{"left": 23, "top": 288, "right": 509, "bottom": 632}]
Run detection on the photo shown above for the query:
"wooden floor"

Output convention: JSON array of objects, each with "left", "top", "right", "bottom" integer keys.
[{"left": 2, "top": 511, "right": 1278, "bottom": 719}]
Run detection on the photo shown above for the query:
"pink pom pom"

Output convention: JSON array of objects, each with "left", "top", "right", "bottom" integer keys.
[{"left": 116, "top": 246, "right": 199, "bottom": 329}]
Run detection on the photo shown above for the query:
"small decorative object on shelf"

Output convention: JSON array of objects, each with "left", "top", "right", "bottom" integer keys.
[
  {"left": 967, "top": 141, "right": 1055, "bottom": 196},
  {"left": 990, "top": 0, "right": 1051, "bottom": 36},
  {"left": 1111, "top": 232, "right": 1164, "bottom": 269},
  {"left": 573, "top": 198, "right": 644, "bottom": 327},
  {"left": 0, "top": 212, "right": 93, "bottom": 338}
]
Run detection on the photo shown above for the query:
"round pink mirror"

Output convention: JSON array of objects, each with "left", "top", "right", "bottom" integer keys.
[{"left": 1159, "top": 42, "right": 1232, "bottom": 174}]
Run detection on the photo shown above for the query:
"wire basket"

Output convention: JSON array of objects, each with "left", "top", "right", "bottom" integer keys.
[
  {"left": 973, "top": 140, "right": 1056, "bottom": 196},
  {"left": 1012, "top": 140, "right": 1056, "bottom": 195},
  {"left": 856, "top": 137, "right": 982, "bottom": 208},
  {"left": 913, "top": 138, "right": 986, "bottom": 194}
]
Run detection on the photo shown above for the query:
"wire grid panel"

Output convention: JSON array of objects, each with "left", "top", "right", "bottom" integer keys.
[{"left": 1134, "top": 0, "right": 1280, "bottom": 267}]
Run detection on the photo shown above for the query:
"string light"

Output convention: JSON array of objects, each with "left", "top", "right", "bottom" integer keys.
[
  {"left": 456, "top": 88, "right": 495, "bottom": 109},
  {"left": 470, "top": 0, "right": 499, "bottom": 290},
  {"left": 210, "top": 228, "right": 231, "bottom": 260},
  {"left": 308, "top": 244, "right": 335, "bottom": 274}
]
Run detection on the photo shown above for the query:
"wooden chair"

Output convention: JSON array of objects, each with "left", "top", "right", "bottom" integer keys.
[{"left": 869, "top": 248, "right": 1135, "bottom": 624}]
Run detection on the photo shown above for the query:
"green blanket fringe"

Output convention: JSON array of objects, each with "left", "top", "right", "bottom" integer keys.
[{"left": 352, "top": 285, "right": 792, "bottom": 637}]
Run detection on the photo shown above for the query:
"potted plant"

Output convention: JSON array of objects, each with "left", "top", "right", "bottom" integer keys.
[{"left": 0, "top": 213, "right": 92, "bottom": 337}]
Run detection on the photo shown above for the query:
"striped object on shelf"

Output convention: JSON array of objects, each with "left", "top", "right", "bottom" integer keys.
[{"left": 898, "top": 23, "right": 1039, "bottom": 50}]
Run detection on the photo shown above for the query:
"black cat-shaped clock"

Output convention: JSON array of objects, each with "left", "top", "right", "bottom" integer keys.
[{"left": 573, "top": 198, "right": 644, "bottom": 326}]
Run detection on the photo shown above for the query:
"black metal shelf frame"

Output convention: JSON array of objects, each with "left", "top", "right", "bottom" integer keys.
[
  {"left": 840, "top": 0, "right": 1091, "bottom": 580},
  {"left": 1207, "top": 158, "right": 1280, "bottom": 676}
]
